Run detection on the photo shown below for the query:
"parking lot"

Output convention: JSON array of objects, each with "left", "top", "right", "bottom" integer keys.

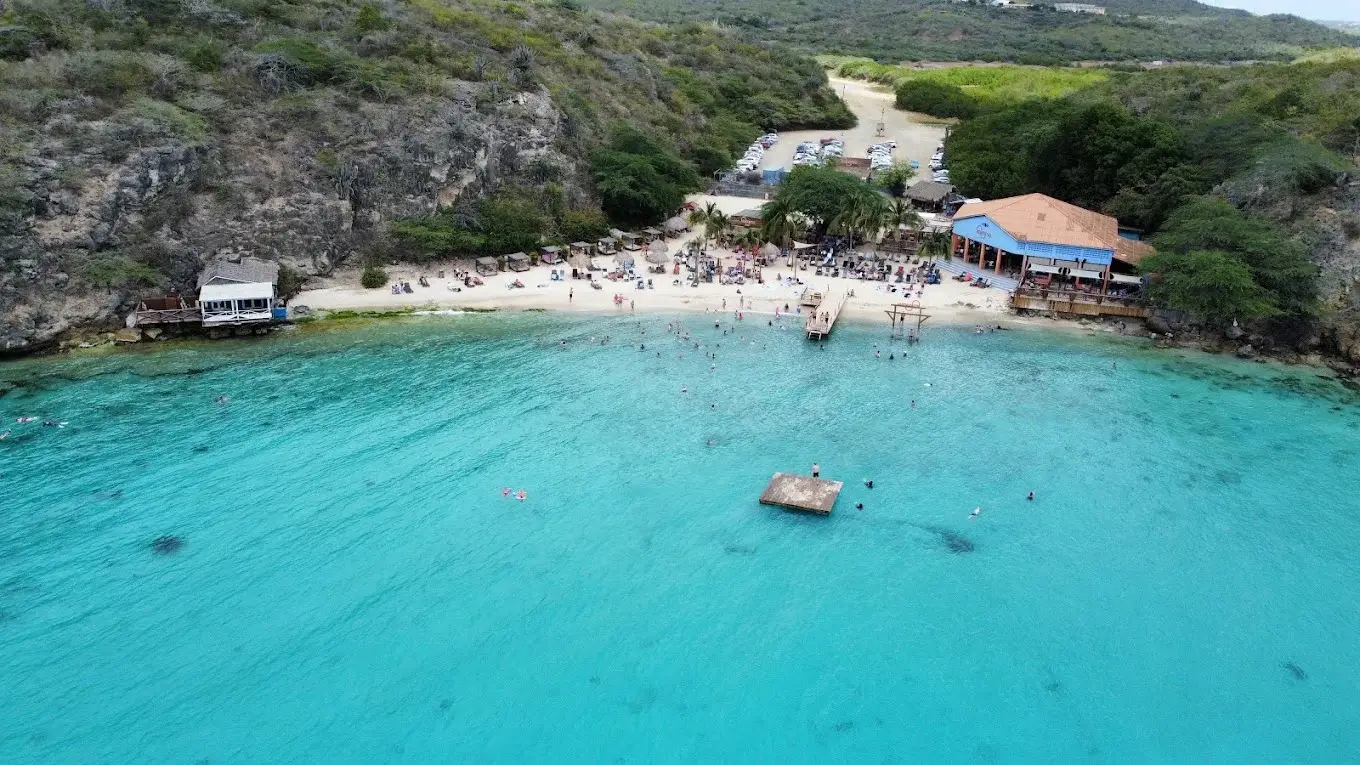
[{"left": 758, "top": 77, "right": 948, "bottom": 175}]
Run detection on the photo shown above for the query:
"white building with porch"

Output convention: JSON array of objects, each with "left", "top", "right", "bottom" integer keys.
[{"left": 196, "top": 258, "right": 281, "bottom": 327}]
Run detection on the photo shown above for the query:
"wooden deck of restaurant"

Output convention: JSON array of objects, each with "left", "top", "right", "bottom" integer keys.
[
  {"left": 128, "top": 297, "right": 201, "bottom": 327},
  {"left": 1010, "top": 287, "right": 1149, "bottom": 319},
  {"left": 759, "top": 472, "right": 843, "bottom": 516}
]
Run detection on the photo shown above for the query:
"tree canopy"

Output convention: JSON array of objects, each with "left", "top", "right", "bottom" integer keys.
[
  {"left": 1141, "top": 250, "right": 1277, "bottom": 325},
  {"left": 591, "top": 125, "right": 701, "bottom": 226},
  {"left": 1151, "top": 197, "right": 1317, "bottom": 319},
  {"left": 768, "top": 166, "right": 882, "bottom": 237}
]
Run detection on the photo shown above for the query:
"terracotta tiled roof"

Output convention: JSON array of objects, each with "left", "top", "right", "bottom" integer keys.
[
  {"left": 1114, "top": 237, "right": 1154, "bottom": 266},
  {"left": 955, "top": 194, "right": 1151, "bottom": 264}
]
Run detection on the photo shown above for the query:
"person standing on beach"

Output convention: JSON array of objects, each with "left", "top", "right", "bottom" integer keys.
[{"left": 811, "top": 463, "right": 820, "bottom": 478}]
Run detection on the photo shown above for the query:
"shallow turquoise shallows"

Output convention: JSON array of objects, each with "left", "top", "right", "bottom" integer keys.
[{"left": 2, "top": 314, "right": 1359, "bottom": 764}]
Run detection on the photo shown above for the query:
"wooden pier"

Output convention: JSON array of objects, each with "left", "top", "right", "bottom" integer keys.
[
  {"left": 805, "top": 287, "right": 848, "bottom": 340},
  {"left": 759, "top": 472, "right": 843, "bottom": 516}
]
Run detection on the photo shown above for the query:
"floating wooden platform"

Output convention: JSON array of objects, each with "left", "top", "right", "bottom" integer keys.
[{"left": 759, "top": 472, "right": 843, "bottom": 516}]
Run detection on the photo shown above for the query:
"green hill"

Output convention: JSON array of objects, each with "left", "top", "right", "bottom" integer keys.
[
  {"left": 581, "top": 0, "right": 1358, "bottom": 64},
  {"left": 0, "top": 0, "right": 851, "bottom": 352}
]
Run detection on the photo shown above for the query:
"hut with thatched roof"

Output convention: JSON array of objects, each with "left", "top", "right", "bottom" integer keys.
[
  {"left": 645, "top": 239, "right": 669, "bottom": 265},
  {"left": 664, "top": 216, "right": 689, "bottom": 236}
]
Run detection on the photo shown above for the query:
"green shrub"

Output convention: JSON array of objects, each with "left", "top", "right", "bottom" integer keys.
[
  {"left": 63, "top": 51, "right": 157, "bottom": 99},
  {"left": 560, "top": 209, "right": 610, "bottom": 243},
  {"left": 360, "top": 265, "right": 388, "bottom": 288},
  {"left": 82, "top": 255, "right": 163, "bottom": 289},
  {"left": 127, "top": 97, "right": 209, "bottom": 142},
  {"left": 0, "top": 27, "right": 41, "bottom": 62},
  {"left": 591, "top": 124, "right": 700, "bottom": 225},
  {"left": 895, "top": 80, "right": 984, "bottom": 119},
  {"left": 277, "top": 263, "right": 306, "bottom": 297},
  {"left": 255, "top": 38, "right": 354, "bottom": 87},
  {"left": 354, "top": 2, "right": 390, "bottom": 35},
  {"left": 184, "top": 40, "right": 225, "bottom": 73}
]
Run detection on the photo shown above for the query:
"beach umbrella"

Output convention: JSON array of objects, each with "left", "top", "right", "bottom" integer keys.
[
  {"left": 664, "top": 216, "right": 688, "bottom": 234},
  {"left": 645, "top": 240, "right": 668, "bottom": 265},
  {"left": 615, "top": 252, "right": 634, "bottom": 268},
  {"left": 758, "top": 242, "right": 780, "bottom": 259}
]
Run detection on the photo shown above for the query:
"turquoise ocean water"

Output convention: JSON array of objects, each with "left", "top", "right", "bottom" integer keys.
[{"left": 1, "top": 313, "right": 1358, "bottom": 763}]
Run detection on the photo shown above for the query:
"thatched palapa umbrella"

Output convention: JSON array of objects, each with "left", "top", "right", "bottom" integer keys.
[
  {"left": 664, "top": 216, "right": 688, "bottom": 236},
  {"left": 758, "top": 242, "right": 780, "bottom": 261},
  {"left": 645, "top": 239, "right": 669, "bottom": 265}
]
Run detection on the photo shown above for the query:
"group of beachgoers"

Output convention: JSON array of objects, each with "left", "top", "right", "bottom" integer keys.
[{"left": 2, "top": 416, "right": 67, "bottom": 440}]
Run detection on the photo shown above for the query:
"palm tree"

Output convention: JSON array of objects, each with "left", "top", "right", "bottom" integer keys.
[
  {"left": 919, "top": 230, "right": 951, "bottom": 260},
  {"left": 705, "top": 211, "right": 732, "bottom": 247},
  {"left": 735, "top": 228, "right": 761, "bottom": 251},
  {"left": 687, "top": 202, "right": 720, "bottom": 249},
  {"left": 839, "top": 190, "right": 889, "bottom": 250},
  {"left": 887, "top": 198, "right": 923, "bottom": 247},
  {"left": 760, "top": 195, "right": 799, "bottom": 250}
]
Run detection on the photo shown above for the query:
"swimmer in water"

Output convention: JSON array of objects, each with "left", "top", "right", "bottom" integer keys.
[
  {"left": 516, "top": 490, "right": 527, "bottom": 501},
  {"left": 865, "top": 480, "right": 874, "bottom": 489},
  {"left": 970, "top": 507, "right": 982, "bottom": 519},
  {"left": 502, "top": 487, "right": 511, "bottom": 497},
  {"left": 0, "top": 430, "right": 9, "bottom": 440},
  {"left": 1027, "top": 491, "right": 1035, "bottom": 501},
  {"left": 855, "top": 503, "right": 863, "bottom": 511},
  {"left": 215, "top": 395, "right": 230, "bottom": 404},
  {"left": 681, "top": 386, "right": 687, "bottom": 393},
  {"left": 16, "top": 416, "right": 35, "bottom": 424}
]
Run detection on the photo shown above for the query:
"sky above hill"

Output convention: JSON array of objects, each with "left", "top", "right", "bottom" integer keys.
[{"left": 1201, "top": 0, "right": 1360, "bottom": 22}]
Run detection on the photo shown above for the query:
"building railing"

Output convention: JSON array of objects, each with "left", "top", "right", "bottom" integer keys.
[{"left": 1014, "top": 286, "right": 1146, "bottom": 308}]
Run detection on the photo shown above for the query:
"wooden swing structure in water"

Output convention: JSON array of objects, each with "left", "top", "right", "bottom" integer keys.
[{"left": 886, "top": 301, "right": 930, "bottom": 342}]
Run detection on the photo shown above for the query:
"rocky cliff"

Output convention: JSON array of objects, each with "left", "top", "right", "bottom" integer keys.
[{"left": 0, "top": 0, "right": 852, "bottom": 354}]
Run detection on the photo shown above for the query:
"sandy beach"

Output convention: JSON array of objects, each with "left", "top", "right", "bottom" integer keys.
[
  {"left": 295, "top": 234, "right": 1008, "bottom": 330},
  {"left": 294, "top": 82, "right": 979, "bottom": 329}
]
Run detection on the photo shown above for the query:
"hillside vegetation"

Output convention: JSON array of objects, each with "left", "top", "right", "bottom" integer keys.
[
  {"left": 927, "top": 60, "right": 1360, "bottom": 357},
  {"left": 579, "top": 0, "right": 1357, "bottom": 65},
  {"left": 0, "top": 0, "right": 852, "bottom": 352},
  {"left": 834, "top": 58, "right": 1106, "bottom": 117}
]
